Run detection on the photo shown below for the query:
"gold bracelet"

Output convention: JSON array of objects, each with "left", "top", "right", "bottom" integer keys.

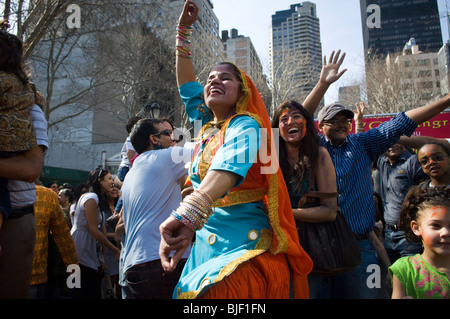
[{"left": 196, "top": 190, "right": 214, "bottom": 205}]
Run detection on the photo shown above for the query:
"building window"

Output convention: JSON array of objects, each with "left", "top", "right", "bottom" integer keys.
[{"left": 418, "top": 59, "right": 430, "bottom": 66}]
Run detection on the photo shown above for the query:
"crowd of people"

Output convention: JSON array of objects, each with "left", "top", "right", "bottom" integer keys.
[{"left": 1, "top": 0, "right": 449, "bottom": 299}]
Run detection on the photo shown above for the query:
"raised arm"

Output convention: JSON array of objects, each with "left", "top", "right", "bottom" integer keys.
[
  {"left": 176, "top": 0, "right": 198, "bottom": 87},
  {"left": 302, "top": 50, "right": 347, "bottom": 115},
  {"left": 354, "top": 102, "right": 366, "bottom": 133},
  {"left": 397, "top": 135, "right": 450, "bottom": 149},
  {"left": 405, "top": 93, "right": 450, "bottom": 125}
]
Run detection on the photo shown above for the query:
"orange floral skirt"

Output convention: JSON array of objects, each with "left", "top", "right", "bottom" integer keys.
[{"left": 198, "top": 250, "right": 309, "bottom": 299}]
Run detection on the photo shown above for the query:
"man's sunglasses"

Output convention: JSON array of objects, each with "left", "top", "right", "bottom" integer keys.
[{"left": 153, "top": 129, "right": 171, "bottom": 137}]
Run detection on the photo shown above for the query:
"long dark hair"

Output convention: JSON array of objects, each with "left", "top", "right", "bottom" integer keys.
[
  {"left": 0, "top": 20, "right": 30, "bottom": 84},
  {"left": 87, "top": 167, "right": 110, "bottom": 214},
  {"left": 271, "top": 100, "right": 320, "bottom": 194}
]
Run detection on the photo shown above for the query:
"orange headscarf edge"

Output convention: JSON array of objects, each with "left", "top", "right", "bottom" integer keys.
[{"left": 235, "top": 67, "right": 313, "bottom": 276}]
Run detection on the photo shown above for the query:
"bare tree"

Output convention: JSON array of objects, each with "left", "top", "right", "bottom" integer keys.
[
  {"left": 359, "top": 52, "right": 443, "bottom": 114},
  {"left": 4, "top": 1, "right": 121, "bottom": 127},
  {"left": 270, "top": 47, "right": 321, "bottom": 115},
  {"left": 95, "top": 20, "right": 177, "bottom": 119},
  {"left": 12, "top": 1, "right": 181, "bottom": 136},
  {"left": 1, "top": 0, "right": 75, "bottom": 58},
  {"left": 31, "top": 15, "right": 126, "bottom": 128}
]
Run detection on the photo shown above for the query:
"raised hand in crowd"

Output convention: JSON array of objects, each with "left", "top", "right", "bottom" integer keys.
[{"left": 302, "top": 50, "right": 347, "bottom": 115}]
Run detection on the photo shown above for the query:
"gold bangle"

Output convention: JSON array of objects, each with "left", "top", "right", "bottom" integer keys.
[{"left": 196, "top": 190, "right": 214, "bottom": 205}]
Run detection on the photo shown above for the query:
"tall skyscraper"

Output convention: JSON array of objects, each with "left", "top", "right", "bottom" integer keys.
[
  {"left": 269, "top": 2, "right": 322, "bottom": 110},
  {"left": 222, "top": 29, "right": 271, "bottom": 108},
  {"left": 360, "top": 0, "right": 443, "bottom": 57}
]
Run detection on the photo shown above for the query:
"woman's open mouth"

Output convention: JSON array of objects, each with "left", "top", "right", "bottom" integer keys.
[{"left": 209, "top": 87, "right": 224, "bottom": 95}]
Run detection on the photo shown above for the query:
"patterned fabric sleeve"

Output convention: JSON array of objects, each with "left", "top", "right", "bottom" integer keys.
[{"left": 48, "top": 191, "right": 78, "bottom": 267}]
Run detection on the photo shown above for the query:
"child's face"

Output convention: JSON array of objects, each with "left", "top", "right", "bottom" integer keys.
[
  {"left": 411, "top": 205, "right": 450, "bottom": 256},
  {"left": 418, "top": 144, "right": 450, "bottom": 179}
]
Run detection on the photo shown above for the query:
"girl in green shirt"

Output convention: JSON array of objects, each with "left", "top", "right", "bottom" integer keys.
[{"left": 390, "top": 186, "right": 450, "bottom": 299}]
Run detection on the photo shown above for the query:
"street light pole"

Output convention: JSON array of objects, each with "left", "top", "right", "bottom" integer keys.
[{"left": 150, "top": 102, "right": 161, "bottom": 119}]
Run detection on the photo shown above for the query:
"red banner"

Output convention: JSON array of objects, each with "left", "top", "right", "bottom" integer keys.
[{"left": 315, "top": 111, "right": 450, "bottom": 139}]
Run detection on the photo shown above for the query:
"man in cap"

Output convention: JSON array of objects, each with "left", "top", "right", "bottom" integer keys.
[
  {"left": 309, "top": 94, "right": 450, "bottom": 299},
  {"left": 317, "top": 103, "right": 355, "bottom": 147}
]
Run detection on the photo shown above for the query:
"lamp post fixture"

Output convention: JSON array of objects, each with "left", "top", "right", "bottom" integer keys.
[{"left": 150, "top": 102, "right": 161, "bottom": 119}]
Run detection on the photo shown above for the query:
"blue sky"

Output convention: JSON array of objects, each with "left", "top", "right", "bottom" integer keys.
[{"left": 213, "top": 0, "right": 450, "bottom": 104}]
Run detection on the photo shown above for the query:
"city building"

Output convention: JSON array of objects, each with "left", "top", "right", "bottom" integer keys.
[
  {"left": 189, "top": 0, "right": 226, "bottom": 66},
  {"left": 437, "top": 42, "right": 450, "bottom": 95},
  {"left": 391, "top": 38, "right": 441, "bottom": 104},
  {"left": 222, "top": 28, "right": 271, "bottom": 109},
  {"left": 32, "top": 0, "right": 226, "bottom": 179},
  {"left": 269, "top": 2, "right": 322, "bottom": 112},
  {"left": 362, "top": 38, "right": 444, "bottom": 113},
  {"left": 360, "top": 0, "right": 443, "bottom": 58}
]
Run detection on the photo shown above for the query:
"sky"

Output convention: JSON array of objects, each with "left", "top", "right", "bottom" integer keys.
[{"left": 213, "top": 0, "right": 450, "bottom": 105}]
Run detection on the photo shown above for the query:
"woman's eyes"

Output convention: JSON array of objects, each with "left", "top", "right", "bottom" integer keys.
[
  {"left": 280, "top": 115, "right": 302, "bottom": 122},
  {"left": 207, "top": 76, "right": 232, "bottom": 83}
]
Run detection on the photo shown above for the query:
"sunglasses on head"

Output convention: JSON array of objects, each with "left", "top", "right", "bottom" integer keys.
[{"left": 153, "top": 129, "right": 171, "bottom": 137}]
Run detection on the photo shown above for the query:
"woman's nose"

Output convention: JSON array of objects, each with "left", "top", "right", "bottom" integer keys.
[{"left": 209, "top": 76, "right": 220, "bottom": 85}]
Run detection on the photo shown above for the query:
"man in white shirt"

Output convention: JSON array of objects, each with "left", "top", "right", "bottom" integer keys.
[
  {"left": 116, "top": 116, "right": 141, "bottom": 185},
  {"left": 120, "top": 118, "right": 192, "bottom": 299}
]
